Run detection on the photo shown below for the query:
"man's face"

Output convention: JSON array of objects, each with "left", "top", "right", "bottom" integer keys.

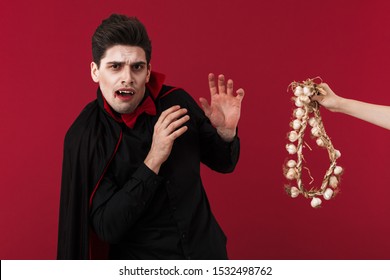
[{"left": 91, "top": 45, "right": 151, "bottom": 114}]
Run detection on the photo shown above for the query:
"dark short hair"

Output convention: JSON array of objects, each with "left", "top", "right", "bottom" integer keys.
[{"left": 92, "top": 14, "right": 152, "bottom": 67}]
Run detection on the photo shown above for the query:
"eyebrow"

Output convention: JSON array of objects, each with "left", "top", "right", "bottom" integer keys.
[{"left": 106, "top": 61, "right": 147, "bottom": 66}]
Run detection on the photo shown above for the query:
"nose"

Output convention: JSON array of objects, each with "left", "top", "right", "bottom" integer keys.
[{"left": 121, "top": 66, "right": 133, "bottom": 86}]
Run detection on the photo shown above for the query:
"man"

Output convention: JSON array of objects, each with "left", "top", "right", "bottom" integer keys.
[{"left": 57, "top": 14, "right": 244, "bottom": 260}]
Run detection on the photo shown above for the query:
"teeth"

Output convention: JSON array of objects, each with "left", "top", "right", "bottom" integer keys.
[{"left": 117, "top": 90, "right": 135, "bottom": 95}]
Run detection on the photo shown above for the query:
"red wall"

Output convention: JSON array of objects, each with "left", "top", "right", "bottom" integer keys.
[{"left": 1, "top": 0, "right": 390, "bottom": 259}]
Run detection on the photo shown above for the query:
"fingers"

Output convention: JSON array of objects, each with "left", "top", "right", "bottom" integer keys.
[
  {"left": 227, "top": 79, "right": 233, "bottom": 96},
  {"left": 208, "top": 73, "right": 242, "bottom": 96},
  {"left": 319, "top": 82, "right": 330, "bottom": 91},
  {"left": 169, "top": 125, "right": 188, "bottom": 140},
  {"left": 208, "top": 73, "right": 217, "bottom": 96},
  {"left": 316, "top": 87, "right": 327, "bottom": 96},
  {"left": 218, "top": 74, "right": 226, "bottom": 94},
  {"left": 311, "top": 94, "right": 325, "bottom": 103},
  {"left": 236, "top": 88, "right": 245, "bottom": 100},
  {"left": 156, "top": 105, "right": 183, "bottom": 126},
  {"left": 156, "top": 105, "right": 190, "bottom": 136},
  {"left": 317, "top": 83, "right": 338, "bottom": 99},
  {"left": 209, "top": 73, "right": 228, "bottom": 95},
  {"left": 312, "top": 84, "right": 329, "bottom": 103},
  {"left": 318, "top": 83, "right": 334, "bottom": 95},
  {"left": 166, "top": 112, "right": 190, "bottom": 134}
]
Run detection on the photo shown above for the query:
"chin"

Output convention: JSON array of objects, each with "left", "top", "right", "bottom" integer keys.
[{"left": 116, "top": 106, "right": 136, "bottom": 114}]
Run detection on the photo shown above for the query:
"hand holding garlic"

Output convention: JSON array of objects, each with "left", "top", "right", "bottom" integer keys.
[{"left": 311, "top": 83, "right": 344, "bottom": 113}]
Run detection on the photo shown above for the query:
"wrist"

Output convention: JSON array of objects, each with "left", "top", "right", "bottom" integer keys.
[
  {"left": 144, "top": 155, "right": 162, "bottom": 175},
  {"left": 217, "top": 127, "right": 236, "bottom": 142},
  {"left": 333, "top": 97, "right": 348, "bottom": 113}
]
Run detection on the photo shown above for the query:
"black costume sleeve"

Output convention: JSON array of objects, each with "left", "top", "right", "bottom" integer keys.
[
  {"left": 90, "top": 163, "right": 164, "bottom": 243},
  {"left": 199, "top": 126, "right": 240, "bottom": 173}
]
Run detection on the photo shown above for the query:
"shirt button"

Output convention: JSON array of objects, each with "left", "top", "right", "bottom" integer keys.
[{"left": 181, "top": 232, "right": 187, "bottom": 240}]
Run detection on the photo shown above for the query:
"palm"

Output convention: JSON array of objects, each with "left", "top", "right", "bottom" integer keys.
[
  {"left": 203, "top": 92, "right": 241, "bottom": 129},
  {"left": 199, "top": 73, "right": 244, "bottom": 140}
]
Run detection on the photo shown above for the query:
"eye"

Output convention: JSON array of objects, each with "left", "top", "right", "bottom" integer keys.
[
  {"left": 132, "top": 64, "right": 144, "bottom": 71},
  {"left": 110, "top": 63, "right": 121, "bottom": 70}
]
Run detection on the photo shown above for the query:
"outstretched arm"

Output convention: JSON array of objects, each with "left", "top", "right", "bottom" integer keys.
[
  {"left": 199, "top": 73, "right": 245, "bottom": 142},
  {"left": 312, "top": 83, "right": 390, "bottom": 130}
]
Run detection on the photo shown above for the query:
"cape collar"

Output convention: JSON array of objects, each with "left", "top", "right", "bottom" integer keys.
[{"left": 100, "top": 71, "right": 166, "bottom": 128}]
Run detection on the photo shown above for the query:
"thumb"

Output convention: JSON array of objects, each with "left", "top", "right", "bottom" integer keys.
[
  {"left": 318, "top": 83, "right": 334, "bottom": 96},
  {"left": 199, "top": 97, "right": 211, "bottom": 117},
  {"left": 311, "top": 94, "right": 325, "bottom": 103}
]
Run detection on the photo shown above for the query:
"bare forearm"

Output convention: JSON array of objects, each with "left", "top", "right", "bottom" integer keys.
[{"left": 337, "top": 98, "right": 390, "bottom": 130}]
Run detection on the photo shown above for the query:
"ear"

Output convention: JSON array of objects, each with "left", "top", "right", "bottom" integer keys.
[
  {"left": 146, "top": 63, "right": 152, "bottom": 83},
  {"left": 90, "top": 62, "right": 100, "bottom": 83}
]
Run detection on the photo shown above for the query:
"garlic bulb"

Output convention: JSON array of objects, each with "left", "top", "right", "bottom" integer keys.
[
  {"left": 308, "top": 117, "right": 318, "bottom": 127},
  {"left": 295, "top": 98, "right": 304, "bottom": 107},
  {"left": 288, "top": 131, "right": 299, "bottom": 142},
  {"left": 316, "top": 138, "right": 325, "bottom": 147},
  {"left": 303, "top": 86, "right": 313, "bottom": 96},
  {"left": 334, "top": 149, "right": 341, "bottom": 159},
  {"left": 286, "top": 144, "right": 297, "bottom": 154},
  {"left": 285, "top": 168, "right": 297, "bottom": 180},
  {"left": 294, "top": 108, "right": 305, "bottom": 119},
  {"left": 333, "top": 166, "right": 343, "bottom": 175},
  {"left": 329, "top": 175, "right": 338, "bottom": 188},
  {"left": 286, "top": 159, "right": 297, "bottom": 168},
  {"left": 311, "top": 126, "right": 321, "bottom": 137},
  {"left": 323, "top": 188, "right": 334, "bottom": 200},
  {"left": 294, "top": 86, "right": 304, "bottom": 97},
  {"left": 290, "top": 186, "right": 299, "bottom": 198},
  {"left": 299, "top": 95, "right": 310, "bottom": 104},
  {"left": 311, "top": 197, "right": 322, "bottom": 208},
  {"left": 292, "top": 119, "right": 302, "bottom": 130}
]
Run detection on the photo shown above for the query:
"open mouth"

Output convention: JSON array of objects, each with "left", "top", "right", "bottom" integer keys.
[{"left": 115, "top": 89, "right": 135, "bottom": 96}]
